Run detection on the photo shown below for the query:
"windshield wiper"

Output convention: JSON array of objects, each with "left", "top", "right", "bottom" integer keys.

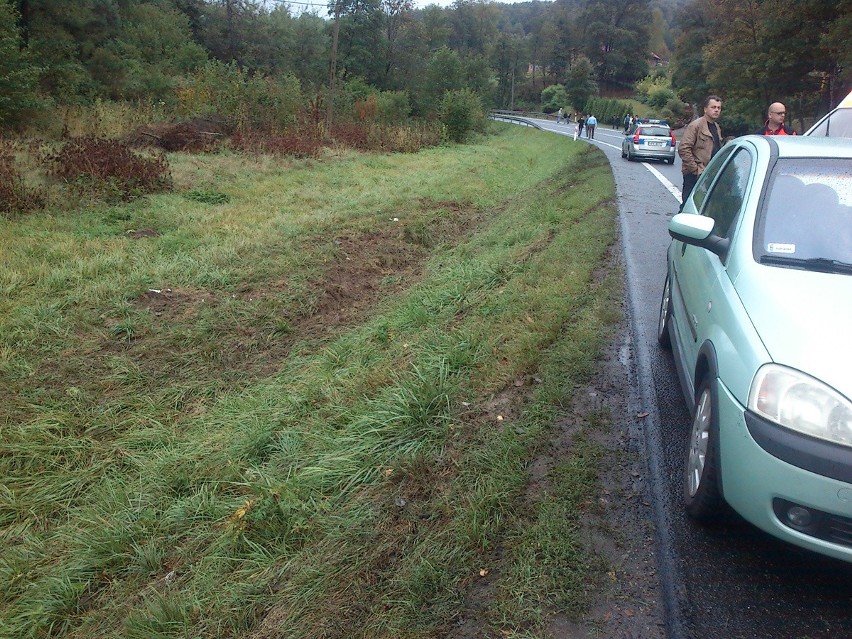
[{"left": 760, "top": 254, "right": 852, "bottom": 274}]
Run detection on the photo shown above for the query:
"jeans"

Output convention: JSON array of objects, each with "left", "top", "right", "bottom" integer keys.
[{"left": 681, "top": 173, "right": 699, "bottom": 210}]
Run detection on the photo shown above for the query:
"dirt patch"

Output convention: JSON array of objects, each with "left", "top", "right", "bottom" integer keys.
[
  {"left": 126, "top": 227, "right": 160, "bottom": 239},
  {"left": 113, "top": 205, "right": 483, "bottom": 388},
  {"left": 130, "top": 118, "right": 231, "bottom": 152},
  {"left": 541, "top": 331, "right": 666, "bottom": 639},
  {"left": 444, "top": 326, "right": 666, "bottom": 639},
  {"left": 303, "top": 228, "right": 427, "bottom": 334}
]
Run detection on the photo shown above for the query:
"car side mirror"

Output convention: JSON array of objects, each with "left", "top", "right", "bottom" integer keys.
[{"left": 668, "top": 213, "right": 730, "bottom": 258}]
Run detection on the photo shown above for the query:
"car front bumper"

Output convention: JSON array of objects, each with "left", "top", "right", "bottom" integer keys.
[{"left": 716, "top": 379, "right": 852, "bottom": 563}]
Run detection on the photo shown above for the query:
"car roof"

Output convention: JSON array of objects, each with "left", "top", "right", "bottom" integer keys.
[
  {"left": 803, "top": 89, "right": 852, "bottom": 136},
  {"left": 739, "top": 134, "right": 852, "bottom": 159}
]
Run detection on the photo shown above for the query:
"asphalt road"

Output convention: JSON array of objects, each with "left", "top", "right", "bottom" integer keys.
[{"left": 526, "top": 118, "right": 852, "bottom": 639}]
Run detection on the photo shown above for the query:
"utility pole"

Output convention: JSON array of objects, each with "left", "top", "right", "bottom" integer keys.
[{"left": 327, "top": 1, "right": 342, "bottom": 130}]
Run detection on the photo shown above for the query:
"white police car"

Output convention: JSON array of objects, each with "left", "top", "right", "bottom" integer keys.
[{"left": 805, "top": 90, "right": 852, "bottom": 137}]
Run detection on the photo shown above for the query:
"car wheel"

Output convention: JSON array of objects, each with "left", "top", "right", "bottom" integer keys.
[
  {"left": 668, "top": 158, "right": 675, "bottom": 165},
  {"left": 684, "top": 376, "right": 724, "bottom": 521},
  {"left": 622, "top": 147, "right": 627, "bottom": 158},
  {"left": 627, "top": 150, "right": 634, "bottom": 161},
  {"left": 657, "top": 275, "right": 672, "bottom": 348}
]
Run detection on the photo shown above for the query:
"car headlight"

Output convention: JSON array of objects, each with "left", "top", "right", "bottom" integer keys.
[{"left": 749, "top": 364, "right": 852, "bottom": 447}]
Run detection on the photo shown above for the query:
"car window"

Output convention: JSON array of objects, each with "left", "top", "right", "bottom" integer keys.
[
  {"left": 690, "top": 145, "right": 736, "bottom": 211},
  {"left": 805, "top": 108, "right": 852, "bottom": 138},
  {"left": 638, "top": 126, "right": 670, "bottom": 136},
  {"left": 700, "top": 148, "right": 753, "bottom": 239},
  {"left": 757, "top": 159, "right": 852, "bottom": 263}
]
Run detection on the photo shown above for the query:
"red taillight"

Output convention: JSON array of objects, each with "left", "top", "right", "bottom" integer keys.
[
  {"left": 670, "top": 132, "right": 677, "bottom": 147},
  {"left": 633, "top": 129, "right": 641, "bottom": 144}
]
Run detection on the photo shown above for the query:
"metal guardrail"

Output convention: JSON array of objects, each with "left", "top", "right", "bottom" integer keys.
[{"left": 488, "top": 111, "right": 544, "bottom": 130}]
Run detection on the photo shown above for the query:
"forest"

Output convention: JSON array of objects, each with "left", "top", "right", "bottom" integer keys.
[{"left": 1, "top": 0, "right": 850, "bottom": 135}]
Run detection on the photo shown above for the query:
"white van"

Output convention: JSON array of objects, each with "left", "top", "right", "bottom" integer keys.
[{"left": 804, "top": 90, "right": 852, "bottom": 137}]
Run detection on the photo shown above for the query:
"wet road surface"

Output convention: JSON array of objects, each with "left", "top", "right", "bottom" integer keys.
[{"left": 527, "top": 118, "right": 852, "bottom": 639}]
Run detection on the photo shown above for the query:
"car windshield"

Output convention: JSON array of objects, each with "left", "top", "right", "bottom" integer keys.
[
  {"left": 638, "top": 126, "right": 669, "bottom": 136},
  {"left": 806, "top": 108, "right": 852, "bottom": 138},
  {"left": 757, "top": 159, "right": 852, "bottom": 271}
]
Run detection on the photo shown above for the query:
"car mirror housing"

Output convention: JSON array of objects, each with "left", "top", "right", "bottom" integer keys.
[{"left": 668, "top": 213, "right": 730, "bottom": 258}]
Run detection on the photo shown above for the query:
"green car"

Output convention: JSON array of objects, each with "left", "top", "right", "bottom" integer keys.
[{"left": 658, "top": 134, "right": 852, "bottom": 562}]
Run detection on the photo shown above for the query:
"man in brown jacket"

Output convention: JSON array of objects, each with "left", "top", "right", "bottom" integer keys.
[{"left": 678, "top": 95, "right": 723, "bottom": 206}]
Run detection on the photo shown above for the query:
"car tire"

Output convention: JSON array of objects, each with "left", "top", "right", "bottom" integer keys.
[
  {"left": 627, "top": 150, "right": 634, "bottom": 161},
  {"left": 668, "top": 158, "right": 675, "bottom": 165},
  {"left": 684, "top": 376, "right": 725, "bottom": 521},
  {"left": 657, "top": 275, "right": 672, "bottom": 349},
  {"left": 622, "top": 147, "right": 627, "bottom": 158}
]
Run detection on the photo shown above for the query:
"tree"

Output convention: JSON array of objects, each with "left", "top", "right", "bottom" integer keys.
[
  {"left": 670, "top": 0, "right": 852, "bottom": 128},
  {"left": 0, "top": 2, "right": 43, "bottom": 126},
  {"left": 578, "top": 0, "right": 652, "bottom": 88},
  {"left": 447, "top": 0, "right": 499, "bottom": 58},
  {"left": 421, "top": 45, "right": 465, "bottom": 114},
  {"left": 492, "top": 33, "right": 526, "bottom": 109},
  {"left": 669, "top": 0, "right": 713, "bottom": 108},
  {"left": 115, "top": 3, "right": 207, "bottom": 100},
  {"left": 565, "top": 56, "right": 597, "bottom": 112}
]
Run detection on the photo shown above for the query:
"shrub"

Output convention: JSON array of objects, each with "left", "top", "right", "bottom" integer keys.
[
  {"left": 44, "top": 138, "right": 172, "bottom": 201},
  {"left": 230, "top": 130, "right": 323, "bottom": 158},
  {"left": 648, "top": 87, "right": 676, "bottom": 109},
  {"left": 176, "top": 62, "right": 303, "bottom": 132},
  {"left": 132, "top": 118, "right": 231, "bottom": 152},
  {"left": 0, "top": 141, "right": 44, "bottom": 216},
  {"left": 440, "top": 89, "right": 485, "bottom": 143},
  {"left": 331, "top": 123, "right": 371, "bottom": 150},
  {"left": 373, "top": 122, "right": 444, "bottom": 153},
  {"left": 375, "top": 91, "right": 412, "bottom": 125},
  {"left": 541, "top": 84, "right": 569, "bottom": 113}
]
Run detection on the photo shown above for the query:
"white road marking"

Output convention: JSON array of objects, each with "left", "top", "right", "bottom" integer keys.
[
  {"left": 642, "top": 163, "right": 683, "bottom": 204},
  {"left": 538, "top": 122, "right": 683, "bottom": 204}
]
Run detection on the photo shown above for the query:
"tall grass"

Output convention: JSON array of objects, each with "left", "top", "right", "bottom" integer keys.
[{"left": 0, "top": 124, "right": 621, "bottom": 638}]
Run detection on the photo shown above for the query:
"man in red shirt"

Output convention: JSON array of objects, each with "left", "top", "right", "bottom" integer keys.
[{"left": 755, "top": 102, "right": 797, "bottom": 135}]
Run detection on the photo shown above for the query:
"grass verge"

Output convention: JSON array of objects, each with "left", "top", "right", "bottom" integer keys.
[{"left": 0, "top": 124, "right": 622, "bottom": 638}]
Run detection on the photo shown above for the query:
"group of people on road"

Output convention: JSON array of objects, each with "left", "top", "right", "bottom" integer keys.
[
  {"left": 622, "top": 113, "right": 641, "bottom": 132},
  {"left": 678, "top": 97, "right": 796, "bottom": 205},
  {"left": 555, "top": 108, "right": 599, "bottom": 139},
  {"left": 559, "top": 96, "right": 796, "bottom": 204}
]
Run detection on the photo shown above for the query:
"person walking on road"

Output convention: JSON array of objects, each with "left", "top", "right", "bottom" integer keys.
[
  {"left": 586, "top": 114, "right": 597, "bottom": 139},
  {"left": 755, "top": 102, "right": 796, "bottom": 135},
  {"left": 577, "top": 114, "right": 585, "bottom": 138},
  {"left": 678, "top": 95, "right": 723, "bottom": 206},
  {"left": 556, "top": 107, "right": 563, "bottom": 124}
]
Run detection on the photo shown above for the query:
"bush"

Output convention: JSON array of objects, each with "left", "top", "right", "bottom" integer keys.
[
  {"left": 541, "top": 84, "right": 569, "bottom": 114},
  {"left": 44, "top": 138, "right": 172, "bottom": 201},
  {"left": 647, "top": 87, "right": 676, "bottom": 109},
  {"left": 375, "top": 91, "right": 412, "bottom": 125},
  {"left": 132, "top": 118, "right": 231, "bottom": 152},
  {"left": 440, "top": 89, "right": 484, "bottom": 143},
  {"left": 371, "top": 122, "right": 444, "bottom": 153},
  {"left": 230, "top": 130, "right": 323, "bottom": 158},
  {"left": 331, "top": 123, "right": 371, "bottom": 150},
  {"left": 176, "top": 61, "right": 303, "bottom": 133},
  {"left": 583, "top": 97, "right": 631, "bottom": 126},
  {"left": 0, "top": 141, "right": 44, "bottom": 216}
]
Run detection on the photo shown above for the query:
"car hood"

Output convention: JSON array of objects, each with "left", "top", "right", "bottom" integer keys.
[{"left": 736, "top": 267, "right": 852, "bottom": 396}]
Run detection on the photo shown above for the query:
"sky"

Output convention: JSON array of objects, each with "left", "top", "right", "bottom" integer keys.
[{"left": 414, "top": 0, "right": 545, "bottom": 8}]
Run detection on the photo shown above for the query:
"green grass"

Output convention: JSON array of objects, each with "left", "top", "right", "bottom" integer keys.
[{"left": 0, "top": 124, "right": 622, "bottom": 638}]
